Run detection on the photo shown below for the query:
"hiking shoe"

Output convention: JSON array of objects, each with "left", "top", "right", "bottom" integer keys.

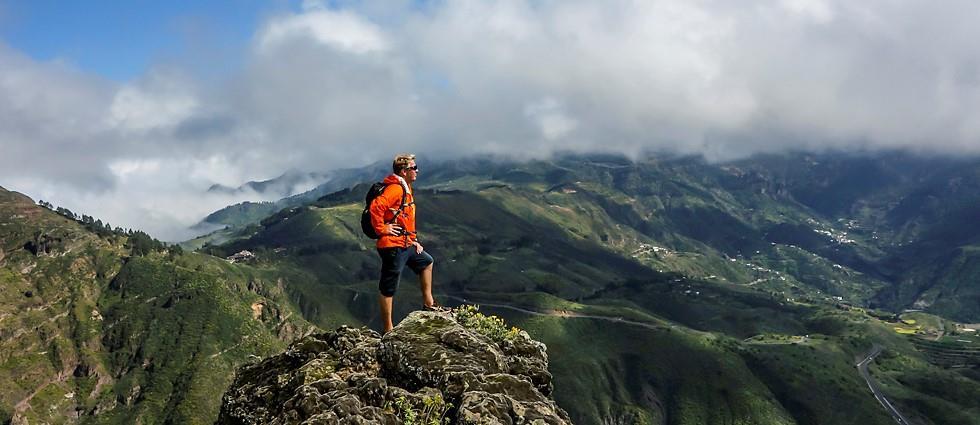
[{"left": 423, "top": 303, "right": 450, "bottom": 313}]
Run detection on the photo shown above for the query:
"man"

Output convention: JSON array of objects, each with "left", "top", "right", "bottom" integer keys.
[{"left": 370, "top": 153, "right": 444, "bottom": 334}]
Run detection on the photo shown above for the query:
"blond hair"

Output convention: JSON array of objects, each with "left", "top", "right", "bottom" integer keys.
[{"left": 392, "top": 153, "right": 416, "bottom": 173}]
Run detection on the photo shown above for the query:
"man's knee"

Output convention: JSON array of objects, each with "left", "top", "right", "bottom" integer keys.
[{"left": 379, "top": 276, "right": 399, "bottom": 297}]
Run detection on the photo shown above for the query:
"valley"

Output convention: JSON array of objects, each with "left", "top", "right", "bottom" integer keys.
[{"left": 3, "top": 152, "right": 980, "bottom": 424}]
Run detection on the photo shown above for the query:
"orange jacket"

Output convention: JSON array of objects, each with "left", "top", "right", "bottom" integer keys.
[{"left": 369, "top": 174, "right": 418, "bottom": 249}]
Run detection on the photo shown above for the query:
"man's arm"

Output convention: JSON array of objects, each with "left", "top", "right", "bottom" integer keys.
[{"left": 409, "top": 196, "right": 421, "bottom": 251}]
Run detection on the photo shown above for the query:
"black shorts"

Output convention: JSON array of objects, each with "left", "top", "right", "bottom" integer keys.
[{"left": 377, "top": 247, "right": 434, "bottom": 297}]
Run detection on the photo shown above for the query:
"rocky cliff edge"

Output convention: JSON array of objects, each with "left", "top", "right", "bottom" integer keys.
[{"left": 216, "top": 309, "right": 572, "bottom": 424}]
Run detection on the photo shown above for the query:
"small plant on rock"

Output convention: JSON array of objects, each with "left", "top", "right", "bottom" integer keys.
[
  {"left": 452, "top": 304, "right": 521, "bottom": 343},
  {"left": 393, "top": 394, "right": 451, "bottom": 425}
]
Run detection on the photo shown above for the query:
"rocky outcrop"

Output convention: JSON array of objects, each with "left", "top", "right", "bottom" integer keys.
[{"left": 217, "top": 310, "right": 572, "bottom": 424}]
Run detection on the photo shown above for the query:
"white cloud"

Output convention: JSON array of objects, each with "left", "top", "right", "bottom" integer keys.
[
  {"left": 779, "top": 0, "right": 835, "bottom": 24},
  {"left": 108, "top": 159, "right": 163, "bottom": 181},
  {"left": 257, "top": 9, "right": 389, "bottom": 54},
  {"left": 301, "top": 0, "right": 327, "bottom": 12},
  {"left": 524, "top": 98, "right": 577, "bottom": 141},
  {"left": 107, "top": 72, "right": 199, "bottom": 132},
  {"left": 4, "top": 0, "right": 980, "bottom": 240},
  {"left": 8, "top": 155, "right": 290, "bottom": 241}
]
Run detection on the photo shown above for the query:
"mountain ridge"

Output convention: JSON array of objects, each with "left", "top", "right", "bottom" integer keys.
[
  {"left": 4, "top": 150, "right": 980, "bottom": 424},
  {"left": 197, "top": 152, "right": 980, "bottom": 321},
  {"left": 0, "top": 186, "right": 316, "bottom": 424},
  {"left": 195, "top": 151, "right": 980, "bottom": 424}
]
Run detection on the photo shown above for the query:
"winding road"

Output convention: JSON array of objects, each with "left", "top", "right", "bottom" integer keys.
[
  {"left": 331, "top": 286, "right": 676, "bottom": 333},
  {"left": 856, "top": 346, "right": 914, "bottom": 425},
  {"left": 440, "top": 293, "right": 672, "bottom": 332}
]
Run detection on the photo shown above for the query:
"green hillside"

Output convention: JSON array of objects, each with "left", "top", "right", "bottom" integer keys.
[
  {"left": 199, "top": 153, "right": 980, "bottom": 424},
  {"left": 199, "top": 153, "right": 980, "bottom": 322},
  {"left": 0, "top": 187, "right": 316, "bottom": 424},
  {"left": 6, "top": 151, "right": 980, "bottom": 424}
]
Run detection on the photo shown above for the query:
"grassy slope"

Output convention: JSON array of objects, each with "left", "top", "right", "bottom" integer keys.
[
  {"left": 197, "top": 154, "right": 980, "bottom": 322},
  {"left": 521, "top": 316, "right": 796, "bottom": 425},
  {"left": 0, "top": 187, "right": 315, "bottom": 424},
  {"left": 204, "top": 178, "right": 980, "bottom": 424},
  {"left": 163, "top": 153, "right": 980, "bottom": 423}
]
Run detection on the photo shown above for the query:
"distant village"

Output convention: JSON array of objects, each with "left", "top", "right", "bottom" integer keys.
[{"left": 226, "top": 250, "right": 256, "bottom": 263}]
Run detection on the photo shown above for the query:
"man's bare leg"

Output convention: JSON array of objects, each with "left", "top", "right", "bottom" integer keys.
[
  {"left": 420, "top": 263, "right": 435, "bottom": 308},
  {"left": 379, "top": 294, "right": 394, "bottom": 334}
]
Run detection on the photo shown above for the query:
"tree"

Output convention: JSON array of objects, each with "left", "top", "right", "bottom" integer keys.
[
  {"left": 166, "top": 244, "right": 184, "bottom": 260},
  {"left": 126, "top": 231, "right": 163, "bottom": 256}
]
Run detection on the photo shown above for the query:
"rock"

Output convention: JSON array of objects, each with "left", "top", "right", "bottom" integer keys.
[{"left": 217, "top": 310, "right": 572, "bottom": 424}]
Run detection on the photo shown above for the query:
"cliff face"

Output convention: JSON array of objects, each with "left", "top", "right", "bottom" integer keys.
[{"left": 217, "top": 310, "right": 572, "bottom": 424}]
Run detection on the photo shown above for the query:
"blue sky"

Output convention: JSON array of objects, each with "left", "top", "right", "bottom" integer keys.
[{"left": 0, "top": 0, "right": 280, "bottom": 80}]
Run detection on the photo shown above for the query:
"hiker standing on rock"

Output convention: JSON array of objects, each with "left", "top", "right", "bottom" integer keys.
[{"left": 369, "top": 154, "right": 444, "bottom": 334}]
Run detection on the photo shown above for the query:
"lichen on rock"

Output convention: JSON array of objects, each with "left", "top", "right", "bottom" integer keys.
[{"left": 216, "top": 309, "right": 572, "bottom": 424}]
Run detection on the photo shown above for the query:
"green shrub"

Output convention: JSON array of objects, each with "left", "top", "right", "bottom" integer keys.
[
  {"left": 452, "top": 304, "right": 520, "bottom": 343},
  {"left": 393, "top": 394, "right": 451, "bottom": 425}
]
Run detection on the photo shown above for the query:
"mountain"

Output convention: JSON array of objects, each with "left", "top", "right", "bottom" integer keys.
[
  {"left": 201, "top": 152, "right": 980, "bottom": 322},
  {"left": 5, "top": 150, "right": 980, "bottom": 424},
  {"left": 0, "top": 186, "right": 314, "bottom": 424},
  {"left": 206, "top": 170, "right": 333, "bottom": 200},
  {"left": 198, "top": 153, "right": 980, "bottom": 424},
  {"left": 723, "top": 152, "right": 980, "bottom": 321},
  {"left": 186, "top": 163, "right": 388, "bottom": 249},
  {"left": 200, "top": 164, "right": 386, "bottom": 227}
]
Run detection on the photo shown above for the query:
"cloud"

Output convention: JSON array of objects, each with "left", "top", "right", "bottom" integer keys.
[
  {"left": 524, "top": 98, "right": 578, "bottom": 141},
  {"left": 257, "top": 9, "right": 389, "bottom": 54},
  {"left": 4, "top": 155, "right": 291, "bottom": 241},
  {"left": 3, "top": 0, "right": 980, "bottom": 240},
  {"left": 107, "top": 72, "right": 200, "bottom": 132},
  {"left": 0, "top": 44, "right": 118, "bottom": 189},
  {"left": 780, "top": 0, "right": 835, "bottom": 24}
]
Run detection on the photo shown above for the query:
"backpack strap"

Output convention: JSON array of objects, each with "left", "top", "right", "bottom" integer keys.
[{"left": 387, "top": 184, "right": 410, "bottom": 223}]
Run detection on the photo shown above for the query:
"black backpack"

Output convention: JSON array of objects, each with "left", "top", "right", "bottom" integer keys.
[{"left": 360, "top": 182, "right": 407, "bottom": 239}]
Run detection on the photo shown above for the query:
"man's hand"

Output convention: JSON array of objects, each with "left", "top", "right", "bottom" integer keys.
[
  {"left": 414, "top": 241, "right": 424, "bottom": 254},
  {"left": 383, "top": 224, "right": 403, "bottom": 236}
]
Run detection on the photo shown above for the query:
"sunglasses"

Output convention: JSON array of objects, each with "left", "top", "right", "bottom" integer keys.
[{"left": 405, "top": 165, "right": 419, "bottom": 171}]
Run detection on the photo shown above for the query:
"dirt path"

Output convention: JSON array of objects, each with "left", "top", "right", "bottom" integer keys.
[{"left": 13, "top": 365, "right": 74, "bottom": 417}]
